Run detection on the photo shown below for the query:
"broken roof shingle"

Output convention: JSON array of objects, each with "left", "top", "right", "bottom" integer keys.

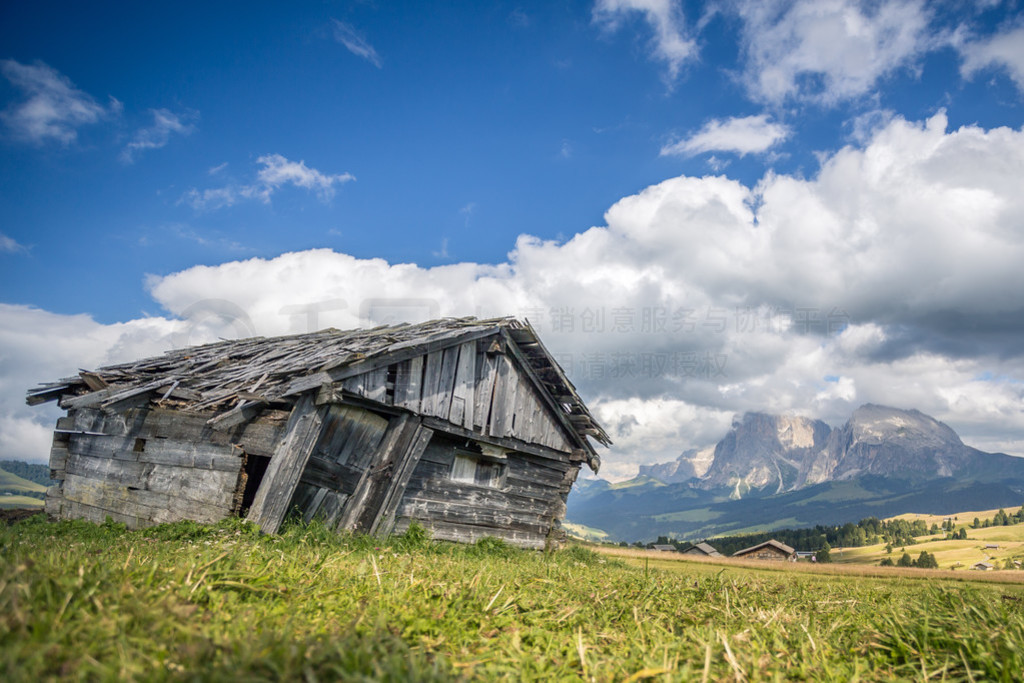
[{"left": 27, "top": 316, "right": 610, "bottom": 452}]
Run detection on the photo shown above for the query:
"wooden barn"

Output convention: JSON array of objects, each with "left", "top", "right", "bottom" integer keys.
[
  {"left": 27, "top": 317, "right": 610, "bottom": 549},
  {"left": 731, "top": 539, "right": 795, "bottom": 561},
  {"left": 683, "top": 542, "right": 722, "bottom": 558}
]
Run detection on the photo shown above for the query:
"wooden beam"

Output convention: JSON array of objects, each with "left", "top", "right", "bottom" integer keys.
[
  {"left": 369, "top": 421, "right": 433, "bottom": 537},
  {"left": 337, "top": 413, "right": 412, "bottom": 532},
  {"left": 420, "top": 415, "right": 571, "bottom": 464},
  {"left": 246, "top": 394, "right": 325, "bottom": 534}
]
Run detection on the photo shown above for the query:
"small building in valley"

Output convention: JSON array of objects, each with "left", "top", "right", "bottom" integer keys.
[
  {"left": 683, "top": 542, "right": 722, "bottom": 557},
  {"left": 972, "top": 561, "right": 995, "bottom": 571},
  {"left": 651, "top": 544, "right": 677, "bottom": 553},
  {"left": 732, "top": 539, "right": 796, "bottom": 561},
  {"left": 27, "top": 317, "right": 610, "bottom": 549}
]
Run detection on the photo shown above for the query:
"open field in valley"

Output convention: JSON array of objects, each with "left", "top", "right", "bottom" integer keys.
[{"left": 3, "top": 514, "right": 1024, "bottom": 681}]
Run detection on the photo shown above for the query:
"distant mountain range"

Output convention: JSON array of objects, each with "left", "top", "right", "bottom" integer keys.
[{"left": 568, "top": 405, "right": 1024, "bottom": 542}]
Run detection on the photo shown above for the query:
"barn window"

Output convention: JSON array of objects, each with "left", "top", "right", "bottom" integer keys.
[{"left": 450, "top": 451, "right": 506, "bottom": 488}]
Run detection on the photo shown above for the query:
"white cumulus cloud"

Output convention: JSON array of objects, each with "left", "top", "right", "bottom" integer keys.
[
  {"left": 0, "top": 59, "right": 120, "bottom": 144},
  {"left": 182, "top": 154, "right": 355, "bottom": 210},
  {"left": 733, "top": 0, "right": 934, "bottom": 105},
  {"left": 593, "top": 0, "right": 697, "bottom": 84},
  {"left": 960, "top": 24, "right": 1024, "bottom": 91},
  {"left": 6, "top": 112, "right": 1024, "bottom": 477},
  {"left": 661, "top": 114, "right": 791, "bottom": 157}
]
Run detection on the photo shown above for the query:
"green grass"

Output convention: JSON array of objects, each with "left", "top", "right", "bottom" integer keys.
[
  {"left": 561, "top": 521, "right": 610, "bottom": 542},
  {"left": 0, "top": 467, "right": 47, "bottom": 495},
  {"left": 651, "top": 508, "right": 720, "bottom": 523},
  {"left": 0, "top": 495, "right": 44, "bottom": 510},
  {"left": 3, "top": 516, "right": 1024, "bottom": 681}
]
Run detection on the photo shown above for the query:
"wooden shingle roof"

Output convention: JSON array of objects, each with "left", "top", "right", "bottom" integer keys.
[
  {"left": 732, "top": 539, "right": 795, "bottom": 557},
  {"left": 27, "top": 316, "right": 610, "bottom": 456}
]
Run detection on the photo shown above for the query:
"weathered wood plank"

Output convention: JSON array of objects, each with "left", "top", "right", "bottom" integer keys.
[
  {"left": 64, "top": 452, "right": 238, "bottom": 509},
  {"left": 394, "top": 356, "right": 423, "bottom": 411},
  {"left": 397, "top": 498, "right": 550, "bottom": 535},
  {"left": 316, "top": 490, "right": 349, "bottom": 526},
  {"left": 363, "top": 366, "right": 388, "bottom": 403},
  {"left": 300, "top": 455, "right": 363, "bottom": 494},
  {"left": 499, "top": 328, "right": 592, "bottom": 454},
  {"left": 333, "top": 408, "right": 389, "bottom": 469},
  {"left": 488, "top": 355, "right": 518, "bottom": 438},
  {"left": 247, "top": 394, "right": 325, "bottom": 534},
  {"left": 402, "top": 476, "right": 559, "bottom": 510},
  {"left": 61, "top": 472, "right": 231, "bottom": 527},
  {"left": 432, "top": 347, "right": 460, "bottom": 419},
  {"left": 66, "top": 433, "right": 244, "bottom": 472},
  {"left": 419, "top": 351, "right": 444, "bottom": 416},
  {"left": 347, "top": 414, "right": 423, "bottom": 533},
  {"left": 473, "top": 353, "right": 498, "bottom": 432},
  {"left": 281, "top": 326, "right": 500, "bottom": 398},
  {"left": 420, "top": 415, "right": 571, "bottom": 463},
  {"left": 370, "top": 422, "right": 434, "bottom": 536},
  {"left": 449, "top": 341, "right": 476, "bottom": 429},
  {"left": 394, "top": 517, "right": 546, "bottom": 550}
]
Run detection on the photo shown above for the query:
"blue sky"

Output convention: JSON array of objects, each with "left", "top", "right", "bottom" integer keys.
[{"left": 2, "top": 1, "right": 1024, "bottom": 479}]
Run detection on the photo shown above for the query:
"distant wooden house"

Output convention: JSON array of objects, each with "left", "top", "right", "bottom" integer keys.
[
  {"left": 985, "top": 544, "right": 1000, "bottom": 549},
  {"left": 27, "top": 317, "right": 610, "bottom": 549},
  {"left": 683, "top": 542, "right": 722, "bottom": 557},
  {"left": 972, "top": 561, "right": 995, "bottom": 571},
  {"left": 651, "top": 544, "right": 677, "bottom": 553},
  {"left": 732, "top": 539, "right": 796, "bottom": 561}
]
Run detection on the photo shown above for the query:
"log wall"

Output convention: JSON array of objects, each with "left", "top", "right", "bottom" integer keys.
[
  {"left": 45, "top": 405, "right": 287, "bottom": 529},
  {"left": 392, "top": 433, "right": 578, "bottom": 549}
]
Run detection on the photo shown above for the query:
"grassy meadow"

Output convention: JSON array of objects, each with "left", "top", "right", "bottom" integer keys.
[
  {"left": 0, "top": 466, "right": 46, "bottom": 509},
  {"left": 3, "top": 515, "right": 1024, "bottom": 681}
]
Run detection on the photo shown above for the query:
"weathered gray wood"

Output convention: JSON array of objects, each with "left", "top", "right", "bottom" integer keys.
[
  {"left": 336, "top": 413, "right": 416, "bottom": 532},
  {"left": 488, "top": 355, "right": 519, "bottom": 438},
  {"left": 449, "top": 341, "right": 476, "bottom": 429},
  {"left": 26, "top": 385, "right": 70, "bottom": 406},
  {"left": 394, "top": 356, "right": 423, "bottom": 411},
  {"left": 60, "top": 386, "right": 123, "bottom": 410},
  {"left": 419, "top": 415, "right": 570, "bottom": 462},
  {"left": 350, "top": 415, "right": 419, "bottom": 532},
  {"left": 292, "top": 484, "right": 326, "bottom": 522},
  {"left": 67, "top": 433, "right": 244, "bottom": 472},
  {"left": 473, "top": 353, "right": 498, "bottom": 432},
  {"left": 300, "top": 455, "right": 362, "bottom": 494},
  {"left": 433, "top": 347, "right": 460, "bottom": 419},
  {"left": 246, "top": 394, "right": 325, "bottom": 534},
  {"left": 281, "top": 326, "right": 500, "bottom": 398},
  {"left": 316, "top": 490, "right": 349, "bottom": 526},
  {"left": 208, "top": 400, "right": 266, "bottom": 430},
  {"left": 44, "top": 486, "right": 64, "bottom": 517},
  {"left": 403, "top": 477, "right": 558, "bottom": 510},
  {"left": 363, "top": 367, "right": 388, "bottom": 403},
  {"left": 79, "top": 371, "right": 108, "bottom": 391},
  {"left": 370, "top": 422, "right": 434, "bottom": 536},
  {"left": 499, "top": 328, "right": 592, "bottom": 454},
  {"left": 419, "top": 351, "right": 444, "bottom": 416},
  {"left": 398, "top": 498, "right": 550, "bottom": 535},
  {"left": 333, "top": 408, "right": 389, "bottom": 468},
  {"left": 61, "top": 472, "right": 231, "bottom": 527},
  {"left": 100, "top": 379, "right": 173, "bottom": 413},
  {"left": 395, "top": 517, "right": 546, "bottom": 550},
  {"left": 64, "top": 452, "right": 239, "bottom": 509}
]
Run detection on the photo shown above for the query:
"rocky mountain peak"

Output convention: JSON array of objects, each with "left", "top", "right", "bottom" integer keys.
[{"left": 651, "top": 404, "right": 1015, "bottom": 497}]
